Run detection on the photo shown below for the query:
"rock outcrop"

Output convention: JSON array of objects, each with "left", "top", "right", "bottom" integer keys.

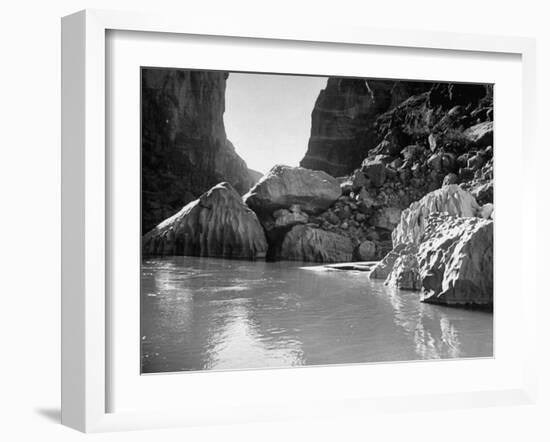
[
  {"left": 391, "top": 184, "right": 480, "bottom": 246},
  {"left": 300, "top": 78, "right": 433, "bottom": 176},
  {"left": 369, "top": 184, "right": 493, "bottom": 307},
  {"left": 244, "top": 165, "right": 341, "bottom": 216},
  {"left": 463, "top": 121, "right": 493, "bottom": 147},
  {"left": 142, "top": 69, "right": 259, "bottom": 233},
  {"left": 297, "top": 78, "right": 493, "bottom": 268},
  {"left": 142, "top": 182, "right": 268, "bottom": 259},
  {"left": 418, "top": 215, "right": 493, "bottom": 306},
  {"left": 280, "top": 225, "right": 353, "bottom": 263}
]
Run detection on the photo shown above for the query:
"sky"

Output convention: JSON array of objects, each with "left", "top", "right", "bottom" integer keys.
[{"left": 224, "top": 72, "right": 328, "bottom": 174}]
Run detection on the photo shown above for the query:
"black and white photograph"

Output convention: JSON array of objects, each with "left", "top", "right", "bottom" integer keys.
[{"left": 140, "top": 68, "right": 494, "bottom": 374}]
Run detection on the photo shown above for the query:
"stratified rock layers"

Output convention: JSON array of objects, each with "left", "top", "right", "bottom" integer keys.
[
  {"left": 300, "top": 78, "right": 379, "bottom": 176},
  {"left": 142, "top": 69, "right": 258, "bottom": 233},
  {"left": 142, "top": 183, "right": 268, "bottom": 259}
]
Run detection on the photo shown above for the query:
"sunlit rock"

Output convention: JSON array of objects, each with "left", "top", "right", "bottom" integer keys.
[
  {"left": 463, "top": 121, "right": 493, "bottom": 147},
  {"left": 244, "top": 165, "right": 341, "bottom": 215},
  {"left": 418, "top": 215, "right": 493, "bottom": 307},
  {"left": 142, "top": 182, "right": 268, "bottom": 259},
  {"left": 392, "top": 184, "right": 480, "bottom": 246}
]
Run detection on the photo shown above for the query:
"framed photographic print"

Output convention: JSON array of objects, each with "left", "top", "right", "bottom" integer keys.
[{"left": 61, "top": 9, "right": 537, "bottom": 432}]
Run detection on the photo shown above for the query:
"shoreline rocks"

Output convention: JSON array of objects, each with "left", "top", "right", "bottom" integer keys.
[
  {"left": 369, "top": 184, "right": 493, "bottom": 307},
  {"left": 142, "top": 182, "right": 268, "bottom": 260},
  {"left": 418, "top": 215, "right": 493, "bottom": 306}
]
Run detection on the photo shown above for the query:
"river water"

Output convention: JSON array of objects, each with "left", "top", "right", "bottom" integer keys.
[{"left": 141, "top": 256, "right": 493, "bottom": 373}]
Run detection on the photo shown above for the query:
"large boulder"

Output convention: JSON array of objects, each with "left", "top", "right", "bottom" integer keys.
[
  {"left": 142, "top": 182, "right": 268, "bottom": 259},
  {"left": 361, "top": 157, "right": 387, "bottom": 187},
  {"left": 244, "top": 165, "right": 341, "bottom": 215},
  {"left": 280, "top": 225, "right": 353, "bottom": 263},
  {"left": 392, "top": 184, "right": 480, "bottom": 246},
  {"left": 369, "top": 184, "right": 493, "bottom": 308},
  {"left": 463, "top": 121, "right": 493, "bottom": 147},
  {"left": 418, "top": 215, "right": 493, "bottom": 307}
]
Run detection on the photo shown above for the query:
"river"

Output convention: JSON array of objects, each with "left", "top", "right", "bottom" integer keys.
[{"left": 141, "top": 256, "right": 493, "bottom": 373}]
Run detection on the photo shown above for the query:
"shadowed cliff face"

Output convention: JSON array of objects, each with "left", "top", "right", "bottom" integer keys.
[
  {"left": 300, "top": 78, "right": 434, "bottom": 177},
  {"left": 141, "top": 69, "right": 259, "bottom": 233}
]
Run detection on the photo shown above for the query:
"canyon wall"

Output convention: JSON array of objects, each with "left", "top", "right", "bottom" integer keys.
[
  {"left": 300, "top": 78, "right": 434, "bottom": 176},
  {"left": 141, "top": 68, "right": 259, "bottom": 233}
]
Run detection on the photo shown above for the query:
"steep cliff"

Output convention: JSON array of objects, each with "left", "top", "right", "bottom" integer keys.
[
  {"left": 300, "top": 79, "right": 433, "bottom": 176},
  {"left": 141, "top": 68, "right": 259, "bottom": 233}
]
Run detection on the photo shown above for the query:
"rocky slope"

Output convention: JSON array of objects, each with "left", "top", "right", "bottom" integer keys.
[
  {"left": 142, "top": 182, "right": 267, "bottom": 259},
  {"left": 296, "top": 78, "right": 494, "bottom": 264},
  {"left": 141, "top": 69, "right": 259, "bottom": 233}
]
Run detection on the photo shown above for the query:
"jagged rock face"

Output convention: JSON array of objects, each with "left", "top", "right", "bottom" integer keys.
[
  {"left": 369, "top": 243, "right": 416, "bottom": 280},
  {"left": 142, "top": 183, "right": 268, "bottom": 259},
  {"left": 244, "top": 165, "right": 341, "bottom": 215},
  {"left": 300, "top": 79, "right": 436, "bottom": 177},
  {"left": 418, "top": 215, "right": 493, "bottom": 306},
  {"left": 371, "top": 209, "right": 493, "bottom": 307},
  {"left": 280, "top": 225, "right": 353, "bottom": 263},
  {"left": 392, "top": 184, "right": 480, "bottom": 246},
  {"left": 141, "top": 69, "right": 259, "bottom": 233}
]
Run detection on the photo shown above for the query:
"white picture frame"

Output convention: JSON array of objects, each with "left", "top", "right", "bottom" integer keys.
[{"left": 61, "top": 9, "right": 537, "bottom": 433}]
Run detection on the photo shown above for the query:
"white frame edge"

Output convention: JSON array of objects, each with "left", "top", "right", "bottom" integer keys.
[{"left": 61, "top": 8, "right": 537, "bottom": 433}]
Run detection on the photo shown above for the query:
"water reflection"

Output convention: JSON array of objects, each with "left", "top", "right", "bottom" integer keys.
[{"left": 141, "top": 257, "right": 493, "bottom": 373}]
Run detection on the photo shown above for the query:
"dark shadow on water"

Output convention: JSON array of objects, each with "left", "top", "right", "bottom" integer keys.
[{"left": 35, "top": 407, "right": 61, "bottom": 423}]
